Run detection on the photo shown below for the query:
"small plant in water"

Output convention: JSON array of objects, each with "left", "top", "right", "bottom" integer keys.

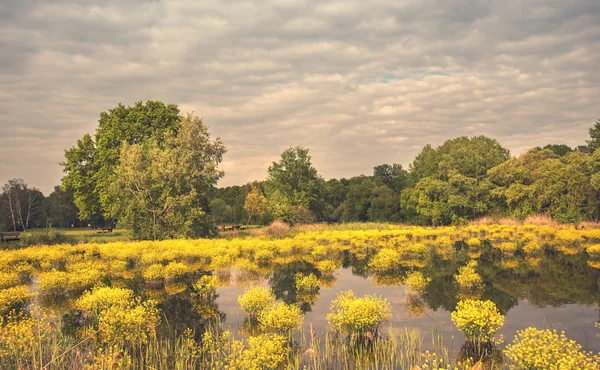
[
  {"left": 238, "top": 286, "right": 276, "bottom": 320},
  {"left": 504, "top": 327, "right": 600, "bottom": 369},
  {"left": 327, "top": 289, "right": 392, "bottom": 336},
  {"left": 451, "top": 299, "right": 504, "bottom": 343},
  {"left": 258, "top": 301, "right": 303, "bottom": 336}
]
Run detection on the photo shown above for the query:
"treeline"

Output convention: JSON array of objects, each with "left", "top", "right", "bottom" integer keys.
[
  {"left": 212, "top": 121, "right": 600, "bottom": 226},
  {"left": 0, "top": 181, "right": 83, "bottom": 232},
  {"left": 2, "top": 99, "right": 598, "bottom": 238}
]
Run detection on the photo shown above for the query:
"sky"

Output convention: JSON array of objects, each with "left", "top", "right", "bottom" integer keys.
[{"left": 0, "top": 0, "right": 599, "bottom": 195}]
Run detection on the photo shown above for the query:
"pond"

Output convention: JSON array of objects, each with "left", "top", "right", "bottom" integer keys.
[{"left": 4, "top": 225, "right": 600, "bottom": 368}]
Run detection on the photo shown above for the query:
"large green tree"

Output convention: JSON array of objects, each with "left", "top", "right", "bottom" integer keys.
[
  {"left": 61, "top": 101, "right": 180, "bottom": 224},
  {"left": 405, "top": 136, "right": 510, "bottom": 225},
  {"left": 488, "top": 149, "right": 600, "bottom": 222},
  {"left": 265, "top": 146, "right": 325, "bottom": 221},
  {"left": 109, "top": 113, "right": 226, "bottom": 240},
  {"left": 587, "top": 119, "right": 600, "bottom": 152}
]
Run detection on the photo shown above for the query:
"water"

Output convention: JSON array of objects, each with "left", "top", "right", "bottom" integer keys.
[{"left": 40, "top": 245, "right": 600, "bottom": 352}]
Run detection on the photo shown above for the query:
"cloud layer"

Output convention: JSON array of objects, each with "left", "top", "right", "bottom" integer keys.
[{"left": 1, "top": 0, "right": 599, "bottom": 194}]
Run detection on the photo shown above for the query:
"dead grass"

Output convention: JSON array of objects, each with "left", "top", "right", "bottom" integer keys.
[{"left": 523, "top": 214, "right": 561, "bottom": 227}]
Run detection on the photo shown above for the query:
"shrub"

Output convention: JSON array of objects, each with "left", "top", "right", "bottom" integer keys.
[
  {"left": 451, "top": 299, "right": 504, "bottom": 342},
  {"left": 98, "top": 299, "right": 160, "bottom": 346},
  {"left": 75, "top": 286, "right": 134, "bottom": 318},
  {"left": 404, "top": 271, "right": 430, "bottom": 294},
  {"left": 143, "top": 263, "right": 165, "bottom": 281},
  {"left": 455, "top": 261, "right": 482, "bottom": 289},
  {"left": 294, "top": 272, "right": 319, "bottom": 292},
  {"left": 504, "top": 328, "right": 600, "bottom": 369},
  {"left": 264, "top": 220, "right": 290, "bottom": 237},
  {"left": 369, "top": 248, "right": 401, "bottom": 272},
  {"left": 237, "top": 334, "right": 289, "bottom": 370},
  {"left": 0, "top": 286, "right": 34, "bottom": 316},
  {"left": 258, "top": 302, "right": 303, "bottom": 336},
  {"left": 327, "top": 290, "right": 391, "bottom": 335},
  {"left": 316, "top": 260, "right": 337, "bottom": 274},
  {"left": 238, "top": 286, "right": 276, "bottom": 320}
]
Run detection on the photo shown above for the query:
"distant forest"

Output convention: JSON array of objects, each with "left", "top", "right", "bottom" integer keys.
[{"left": 1, "top": 101, "right": 599, "bottom": 235}]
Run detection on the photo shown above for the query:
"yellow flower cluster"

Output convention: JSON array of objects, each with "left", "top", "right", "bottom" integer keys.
[
  {"left": 504, "top": 328, "right": 600, "bottom": 369},
  {"left": 451, "top": 299, "right": 504, "bottom": 342},
  {"left": 327, "top": 290, "right": 392, "bottom": 335},
  {"left": 258, "top": 302, "right": 303, "bottom": 336},
  {"left": 238, "top": 286, "right": 277, "bottom": 320}
]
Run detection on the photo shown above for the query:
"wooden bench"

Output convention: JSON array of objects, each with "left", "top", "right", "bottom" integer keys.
[
  {"left": 98, "top": 227, "right": 113, "bottom": 233},
  {"left": 220, "top": 225, "right": 248, "bottom": 232},
  {"left": 0, "top": 232, "right": 20, "bottom": 242}
]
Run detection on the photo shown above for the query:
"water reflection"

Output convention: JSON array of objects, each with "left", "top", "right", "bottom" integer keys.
[{"left": 34, "top": 243, "right": 600, "bottom": 354}]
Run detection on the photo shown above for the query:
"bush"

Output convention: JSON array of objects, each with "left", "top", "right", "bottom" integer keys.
[
  {"left": 327, "top": 290, "right": 391, "bottom": 335},
  {"left": 18, "top": 229, "right": 75, "bottom": 247},
  {"left": 451, "top": 299, "right": 504, "bottom": 342},
  {"left": 258, "top": 302, "right": 303, "bottom": 336},
  {"left": 98, "top": 299, "right": 160, "bottom": 346},
  {"left": 75, "top": 286, "right": 134, "bottom": 318},
  {"left": 504, "top": 328, "right": 600, "bottom": 369},
  {"left": 238, "top": 286, "right": 276, "bottom": 320},
  {"left": 0, "top": 286, "right": 34, "bottom": 316},
  {"left": 264, "top": 220, "right": 290, "bottom": 237},
  {"left": 369, "top": 248, "right": 401, "bottom": 272},
  {"left": 237, "top": 334, "right": 289, "bottom": 370}
]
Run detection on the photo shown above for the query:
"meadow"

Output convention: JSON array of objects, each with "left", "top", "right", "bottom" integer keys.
[{"left": 2, "top": 222, "right": 600, "bottom": 369}]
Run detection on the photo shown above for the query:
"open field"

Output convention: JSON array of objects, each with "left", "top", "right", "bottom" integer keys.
[{"left": 1, "top": 223, "right": 600, "bottom": 369}]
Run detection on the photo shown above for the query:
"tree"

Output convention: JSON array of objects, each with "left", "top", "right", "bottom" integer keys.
[
  {"left": 61, "top": 101, "right": 181, "bottom": 224},
  {"left": 408, "top": 136, "right": 510, "bottom": 225},
  {"left": 265, "top": 146, "right": 325, "bottom": 220},
  {"left": 244, "top": 185, "right": 267, "bottom": 226},
  {"left": 46, "top": 186, "right": 81, "bottom": 228},
  {"left": 209, "top": 199, "right": 231, "bottom": 225},
  {"left": 1, "top": 179, "right": 44, "bottom": 231},
  {"left": 587, "top": 119, "right": 600, "bottom": 152},
  {"left": 535, "top": 144, "right": 573, "bottom": 157},
  {"left": 373, "top": 164, "right": 408, "bottom": 193},
  {"left": 488, "top": 149, "right": 600, "bottom": 222},
  {"left": 109, "top": 113, "right": 226, "bottom": 240}
]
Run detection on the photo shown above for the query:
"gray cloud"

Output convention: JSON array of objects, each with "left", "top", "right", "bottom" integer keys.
[{"left": 0, "top": 0, "right": 599, "bottom": 194}]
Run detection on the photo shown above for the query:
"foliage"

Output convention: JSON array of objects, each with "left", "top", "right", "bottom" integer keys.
[
  {"left": 266, "top": 146, "right": 324, "bottom": 221},
  {"left": 451, "top": 299, "right": 504, "bottom": 342},
  {"left": 504, "top": 328, "right": 600, "bottom": 369},
  {"left": 75, "top": 286, "right": 134, "bottom": 318},
  {"left": 110, "top": 113, "right": 226, "bottom": 240},
  {"left": 237, "top": 334, "right": 289, "bottom": 370},
  {"left": 98, "top": 299, "right": 160, "bottom": 346},
  {"left": 258, "top": 302, "right": 303, "bottom": 336},
  {"left": 62, "top": 101, "right": 181, "bottom": 223},
  {"left": 244, "top": 184, "right": 267, "bottom": 226},
  {"left": 238, "top": 286, "right": 276, "bottom": 320},
  {"left": 327, "top": 290, "right": 392, "bottom": 335}
]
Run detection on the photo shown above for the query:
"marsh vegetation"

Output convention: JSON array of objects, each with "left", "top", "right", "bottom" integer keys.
[{"left": 1, "top": 223, "right": 600, "bottom": 368}]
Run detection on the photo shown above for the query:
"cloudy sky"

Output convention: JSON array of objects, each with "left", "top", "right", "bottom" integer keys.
[{"left": 1, "top": 0, "right": 599, "bottom": 194}]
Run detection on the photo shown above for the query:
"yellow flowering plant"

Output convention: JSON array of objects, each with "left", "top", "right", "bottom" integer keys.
[
  {"left": 451, "top": 299, "right": 504, "bottom": 343},
  {"left": 327, "top": 290, "right": 392, "bottom": 336},
  {"left": 504, "top": 327, "right": 600, "bottom": 369}
]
